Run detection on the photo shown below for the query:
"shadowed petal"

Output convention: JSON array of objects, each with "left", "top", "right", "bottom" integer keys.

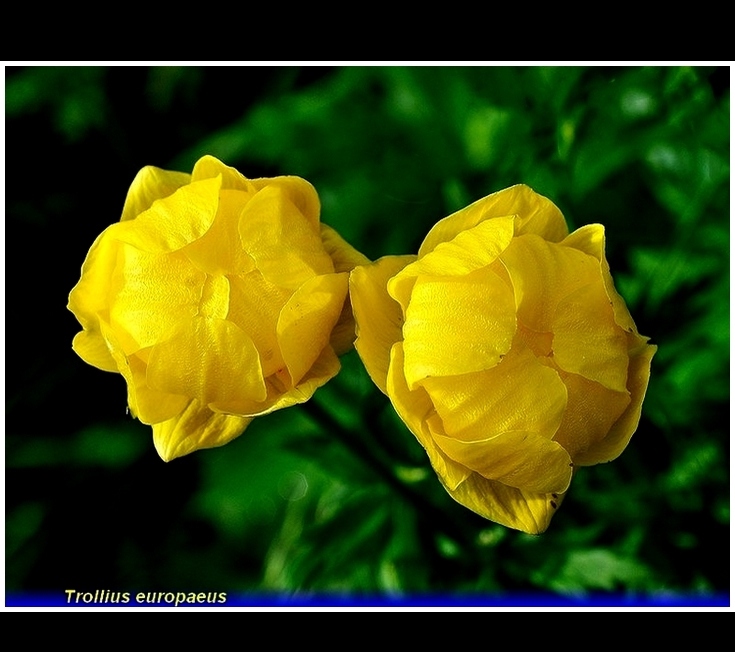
[
  {"left": 351, "top": 255, "right": 416, "bottom": 394},
  {"left": 153, "top": 399, "right": 253, "bottom": 462}
]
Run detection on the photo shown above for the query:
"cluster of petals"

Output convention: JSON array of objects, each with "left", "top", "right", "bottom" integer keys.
[
  {"left": 350, "top": 185, "right": 655, "bottom": 533},
  {"left": 68, "top": 156, "right": 367, "bottom": 461}
]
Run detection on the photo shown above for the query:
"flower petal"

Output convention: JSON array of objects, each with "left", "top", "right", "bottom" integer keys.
[
  {"left": 114, "top": 176, "right": 222, "bottom": 253},
  {"left": 577, "top": 333, "right": 657, "bottom": 465},
  {"left": 191, "top": 155, "right": 257, "bottom": 193},
  {"left": 419, "top": 184, "right": 568, "bottom": 257},
  {"left": 239, "top": 184, "right": 333, "bottom": 289},
  {"left": 408, "top": 216, "right": 515, "bottom": 278},
  {"left": 562, "top": 224, "right": 639, "bottom": 333},
  {"left": 152, "top": 399, "right": 253, "bottom": 462},
  {"left": 422, "top": 343, "right": 567, "bottom": 442},
  {"left": 108, "top": 245, "right": 204, "bottom": 355},
  {"left": 120, "top": 166, "right": 191, "bottom": 222},
  {"left": 387, "top": 343, "right": 471, "bottom": 491},
  {"left": 551, "top": 370, "right": 630, "bottom": 464},
  {"left": 448, "top": 474, "right": 566, "bottom": 535},
  {"left": 551, "top": 281, "right": 630, "bottom": 392},
  {"left": 146, "top": 316, "right": 267, "bottom": 408},
  {"left": 319, "top": 223, "right": 372, "bottom": 356},
  {"left": 227, "top": 270, "right": 291, "bottom": 378},
  {"left": 500, "top": 233, "right": 601, "bottom": 334},
  {"left": 67, "top": 229, "right": 121, "bottom": 333},
  {"left": 183, "top": 189, "right": 256, "bottom": 276},
  {"left": 432, "top": 430, "right": 573, "bottom": 494},
  {"left": 251, "top": 175, "right": 321, "bottom": 232},
  {"left": 401, "top": 266, "right": 517, "bottom": 387},
  {"left": 277, "top": 273, "right": 348, "bottom": 386},
  {"left": 98, "top": 321, "right": 189, "bottom": 424},
  {"left": 351, "top": 255, "right": 416, "bottom": 394}
]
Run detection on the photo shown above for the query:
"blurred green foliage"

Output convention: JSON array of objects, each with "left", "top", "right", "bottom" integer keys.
[{"left": 4, "top": 65, "right": 729, "bottom": 604}]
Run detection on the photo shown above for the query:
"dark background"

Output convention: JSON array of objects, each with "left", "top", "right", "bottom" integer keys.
[{"left": 4, "top": 65, "right": 730, "bottom": 604}]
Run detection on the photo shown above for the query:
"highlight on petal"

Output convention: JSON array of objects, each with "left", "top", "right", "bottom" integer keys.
[
  {"left": 108, "top": 245, "right": 204, "bottom": 355},
  {"left": 418, "top": 184, "right": 568, "bottom": 257},
  {"left": 552, "top": 281, "right": 630, "bottom": 392},
  {"left": 251, "top": 175, "right": 321, "bottom": 232},
  {"left": 239, "top": 184, "right": 334, "bottom": 289},
  {"left": 67, "top": 230, "right": 121, "bottom": 332},
  {"left": 146, "top": 316, "right": 267, "bottom": 409},
  {"left": 350, "top": 255, "right": 416, "bottom": 394},
  {"left": 401, "top": 267, "right": 517, "bottom": 387},
  {"left": 71, "top": 330, "right": 118, "bottom": 372},
  {"left": 500, "top": 233, "right": 601, "bottom": 334},
  {"left": 191, "top": 155, "right": 257, "bottom": 193},
  {"left": 421, "top": 343, "right": 567, "bottom": 444},
  {"left": 113, "top": 176, "right": 222, "bottom": 253},
  {"left": 120, "top": 165, "right": 191, "bottom": 222},
  {"left": 153, "top": 399, "right": 253, "bottom": 462}
]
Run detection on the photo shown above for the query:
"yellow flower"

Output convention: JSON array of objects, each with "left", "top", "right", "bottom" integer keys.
[
  {"left": 68, "top": 155, "right": 368, "bottom": 461},
  {"left": 350, "top": 185, "right": 656, "bottom": 534}
]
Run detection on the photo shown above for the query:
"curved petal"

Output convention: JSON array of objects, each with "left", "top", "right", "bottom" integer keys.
[
  {"left": 552, "top": 281, "right": 630, "bottom": 392},
  {"left": 250, "top": 175, "right": 321, "bottom": 232},
  {"left": 386, "top": 343, "right": 471, "bottom": 491},
  {"left": 447, "top": 473, "right": 567, "bottom": 535},
  {"left": 433, "top": 430, "right": 573, "bottom": 494},
  {"left": 153, "top": 398, "right": 253, "bottom": 462},
  {"left": 577, "top": 333, "right": 656, "bottom": 465},
  {"left": 227, "top": 270, "right": 290, "bottom": 378},
  {"left": 402, "top": 267, "right": 517, "bottom": 387},
  {"left": 562, "top": 224, "right": 638, "bottom": 333},
  {"left": 67, "top": 228, "right": 121, "bottom": 332},
  {"left": 351, "top": 255, "right": 416, "bottom": 394},
  {"left": 318, "top": 222, "right": 371, "bottom": 355},
  {"left": 183, "top": 189, "right": 256, "bottom": 276},
  {"left": 500, "top": 233, "right": 601, "bottom": 334},
  {"left": 113, "top": 176, "right": 222, "bottom": 253},
  {"left": 411, "top": 216, "right": 515, "bottom": 278},
  {"left": 552, "top": 369, "right": 630, "bottom": 463},
  {"left": 277, "top": 273, "right": 348, "bottom": 386},
  {"left": 109, "top": 245, "right": 203, "bottom": 355},
  {"left": 422, "top": 343, "right": 567, "bottom": 442},
  {"left": 146, "top": 316, "right": 267, "bottom": 408},
  {"left": 419, "top": 184, "right": 568, "bottom": 257},
  {"left": 191, "top": 155, "right": 257, "bottom": 193},
  {"left": 239, "top": 184, "right": 333, "bottom": 289},
  {"left": 211, "top": 345, "right": 341, "bottom": 417},
  {"left": 99, "top": 322, "right": 189, "bottom": 424},
  {"left": 120, "top": 166, "right": 191, "bottom": 222},
  {"left": 71, "top": 329, "right": 118, "bottom": 372}
]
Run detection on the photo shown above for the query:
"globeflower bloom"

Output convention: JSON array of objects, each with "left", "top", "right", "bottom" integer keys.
[
  {"left": 68, "top": 155, "right": 367, "bottom": 461},
  {"left": 350, "top": 185, "right": 656, "bottom": 534}
]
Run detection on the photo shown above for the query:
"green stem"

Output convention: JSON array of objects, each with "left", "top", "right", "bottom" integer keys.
[{"left": 301, "top": 396, "right": 477, "bottom": 551}]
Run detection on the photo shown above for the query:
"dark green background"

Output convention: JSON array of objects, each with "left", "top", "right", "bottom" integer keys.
[{"left": 4, "top": 65, "right": 730, "bottom": 605}]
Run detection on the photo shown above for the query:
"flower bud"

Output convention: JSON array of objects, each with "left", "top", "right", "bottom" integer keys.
[
  {"left": 68, "top": 156, "right": 367, "bottom": 461},
  {"left": 350, "top": 185, "right": 656, "bottom": 533}
]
